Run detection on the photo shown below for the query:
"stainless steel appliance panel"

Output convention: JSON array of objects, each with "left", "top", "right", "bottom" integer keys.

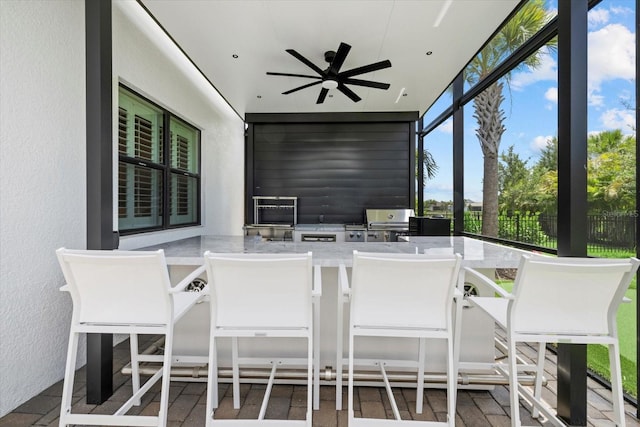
[
  {"left": 300, "top": 234, "right": 337, "bottom": 242},
  {"left": 345, "top": 225, "right": 366, "bottom": 242},
  {"left": 293, "top": 224, "right": 345, "bottom": 243}
]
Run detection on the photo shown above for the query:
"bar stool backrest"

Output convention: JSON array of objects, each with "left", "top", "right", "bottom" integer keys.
[
  {"left": 205, "top": 252, "right": 313, "bottom": 329},
  {"left": 56, "top": 249, "right": 173, "bottom": 326},
  {"left": 350, "top": 251, "right": 461, "bottom": 330},
  {"left": 510, "top": 255, "right": 639, "bottom": 336}
]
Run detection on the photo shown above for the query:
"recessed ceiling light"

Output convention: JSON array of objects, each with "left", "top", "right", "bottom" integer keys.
[
  {"left": 426, "top": 51, "right": 433, "bottom": 56},
  {"left": 232, "top": 54, "right": 239, "bottom": 59}
]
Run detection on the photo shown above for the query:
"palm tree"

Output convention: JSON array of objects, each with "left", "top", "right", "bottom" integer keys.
[
  {"left": 464, "top": 0, "right": 554, "bottom": 236},
  {"left": 415, "top": 149, "right": 439, "bottom": 216},
  {"left": 417, "top": 148, "right": 439, "bottom": 185}
]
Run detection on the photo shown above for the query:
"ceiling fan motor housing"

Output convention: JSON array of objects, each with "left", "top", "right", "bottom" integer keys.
[{"left": 324, "top": 50, "right": 336, "bottom": 64}]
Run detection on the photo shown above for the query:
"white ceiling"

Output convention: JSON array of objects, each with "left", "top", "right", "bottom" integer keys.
[{"left": 140, "top": 0, "right": 520, "bottom": 118}]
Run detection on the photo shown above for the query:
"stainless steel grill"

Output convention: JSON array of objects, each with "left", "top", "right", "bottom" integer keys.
[{"left": 365, "top": 209, "right": 414, "bottom": 242}]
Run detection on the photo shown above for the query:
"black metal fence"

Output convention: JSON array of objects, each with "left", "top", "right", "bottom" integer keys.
[
  {"left": 538, "top": 213, "right": 637, "bottom": 252},
  {"left": 430, "top": 211, "right": 637, "bottom": 252}
]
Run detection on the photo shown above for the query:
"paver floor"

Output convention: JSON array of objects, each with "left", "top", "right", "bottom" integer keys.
[{"left": 1, "top": 335, "right": 637, "bottom": 426}]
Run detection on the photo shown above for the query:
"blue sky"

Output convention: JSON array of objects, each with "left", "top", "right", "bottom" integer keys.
[{"left": 423, "top": 0, "right": 636, "bottom": 203}]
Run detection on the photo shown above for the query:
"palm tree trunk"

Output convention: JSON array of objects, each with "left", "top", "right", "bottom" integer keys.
[
  {"left": 472, "top": 82, "right": 505, "bottom": 237},
  {"left": 482, "top": 150, "right": 499, "bottom": 236}
]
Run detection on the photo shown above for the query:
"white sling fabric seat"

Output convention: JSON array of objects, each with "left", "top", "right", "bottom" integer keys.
[
  {"left": 56, "top": 248, "right": 206, "bottom": 427},
  {"left": 468, "top": 254, "right": 639, "bottom": 427},
  {"left": 203, "top": 251, "right": 321, "bottom": 427},
  {"left": 344, "top": 251, "right": 463, "bottom": 426}
]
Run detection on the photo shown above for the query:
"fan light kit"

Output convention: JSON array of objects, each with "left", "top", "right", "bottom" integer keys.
[
  {"left": 321, "top": 80, "right": 339, "bottom": 90},
  {"left": 267, "top": 42, "right": 392, "bottom": 104}
]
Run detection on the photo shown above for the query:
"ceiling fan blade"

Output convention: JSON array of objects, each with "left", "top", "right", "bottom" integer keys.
[
  {"left": 316, "top": 88, "right": 329, "bottom": 104},
  {"left": 328, "top": 42, "right": 351, "bottom": 76},
  {"left": 339, "top": 59, "right": 392, "bottom": 78},
  {"left": 266, "top": 72, "right": 322, "bottom": 80},
  {"left": 343, "top": 78, "right": 390, "bottom": 90},
  {"left": 282, "top": 80, "right": 322, "bottom": 95},
  {"left": 286, "top": 49, "right": 325, "bottom": 76},
  {"left": 337, "top": 83, "right": 361, "bottom": 103}
]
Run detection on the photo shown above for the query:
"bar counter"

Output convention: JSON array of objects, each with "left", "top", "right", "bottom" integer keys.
[
  {"left": 135, "top": 235, "right": 533, "bottom": 390},
  {"left": 140, "top": 235, "right": 531, "bottom": 268}
]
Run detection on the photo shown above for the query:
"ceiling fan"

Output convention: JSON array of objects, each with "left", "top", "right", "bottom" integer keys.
[{"left": 266, "top": 42, "right": 391, "bottom": 104}]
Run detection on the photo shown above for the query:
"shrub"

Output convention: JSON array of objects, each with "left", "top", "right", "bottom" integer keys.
[{"left": 498, "top": 212, "right": 549, "bottom": 244}]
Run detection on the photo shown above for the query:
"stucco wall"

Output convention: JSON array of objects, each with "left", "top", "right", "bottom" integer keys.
[
  {"left": 0, "top": 0, "right": 244, "bottom": 417},
  {"left": 114, "top": 1, "right": 245, "bottom": 251},
  {"left": 0, "top": 0, "right": 86, "bottom": 416}
]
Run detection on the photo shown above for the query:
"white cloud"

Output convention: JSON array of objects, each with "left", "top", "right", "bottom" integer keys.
[
  {"left": 438, "top": 118, "right": 453, "bottom": 134},
  {"left": 589, "top": 93, "right": 605, "bottom": 107},
  {"left": 610, "top": 5, "right": 633, "bottom": 17},
  {"left": 588, "top": 23, "right": 635, "bottom": 92},
  {"left": 544, "top": 87, "right": 557, "bottom": 103},
  {"left": 509, "top": 22, "right": 634, "bottom": 112},
  {"left": 510, "top": 51, "right": 557, "bottom": 91},
  {"left": 530, "top": 135, "right": 553, "bottom": 152},
  {"left": 588, "top": 8, "right": 609, "bottom": 26},
  {"left": 600, "top": 108, "right": 635, "bottom": 131},
  {"left": 616, "top": 88, "right": 633, "bottom": 102}
]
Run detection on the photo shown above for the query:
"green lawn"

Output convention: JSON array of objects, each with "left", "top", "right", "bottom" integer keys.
[
  {"left": 615, "top": 286, "right": 636, "bottom": 362},
  {"left": 586, "top": 250, "right": 637, "bottom": 397},
  {"left": 588, "top": 286, "right": 636, "bottom": 397}
]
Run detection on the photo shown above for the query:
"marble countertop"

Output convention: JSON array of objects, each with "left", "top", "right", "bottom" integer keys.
[{"left": 139, "top": 235, "right": 532, "bottom": 268}]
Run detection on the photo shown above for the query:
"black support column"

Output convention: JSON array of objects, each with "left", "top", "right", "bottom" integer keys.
[
  {"left": 417, "top": 120, "right": 424, "bottom": 215},
  {"left": 556, "top": 1, "right": 588, "bottom": 424},
  {"left": 634, "top": 0, "right": 640, "bottom": 418},
  {"left": 452, "top": 73, "right": 464, "bottom": 235},
  {"left": 85, "top": 0, "right": 115, "bottom": 404}
]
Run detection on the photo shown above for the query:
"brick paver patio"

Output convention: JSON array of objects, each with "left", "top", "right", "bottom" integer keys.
[{"left": 1, "top": 335, "right": 637, "bottom": 426}]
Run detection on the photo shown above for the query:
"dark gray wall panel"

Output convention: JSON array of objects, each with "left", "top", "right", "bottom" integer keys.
[{"left": 249, "top": 121, "right": 414, "bottom": 224}]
